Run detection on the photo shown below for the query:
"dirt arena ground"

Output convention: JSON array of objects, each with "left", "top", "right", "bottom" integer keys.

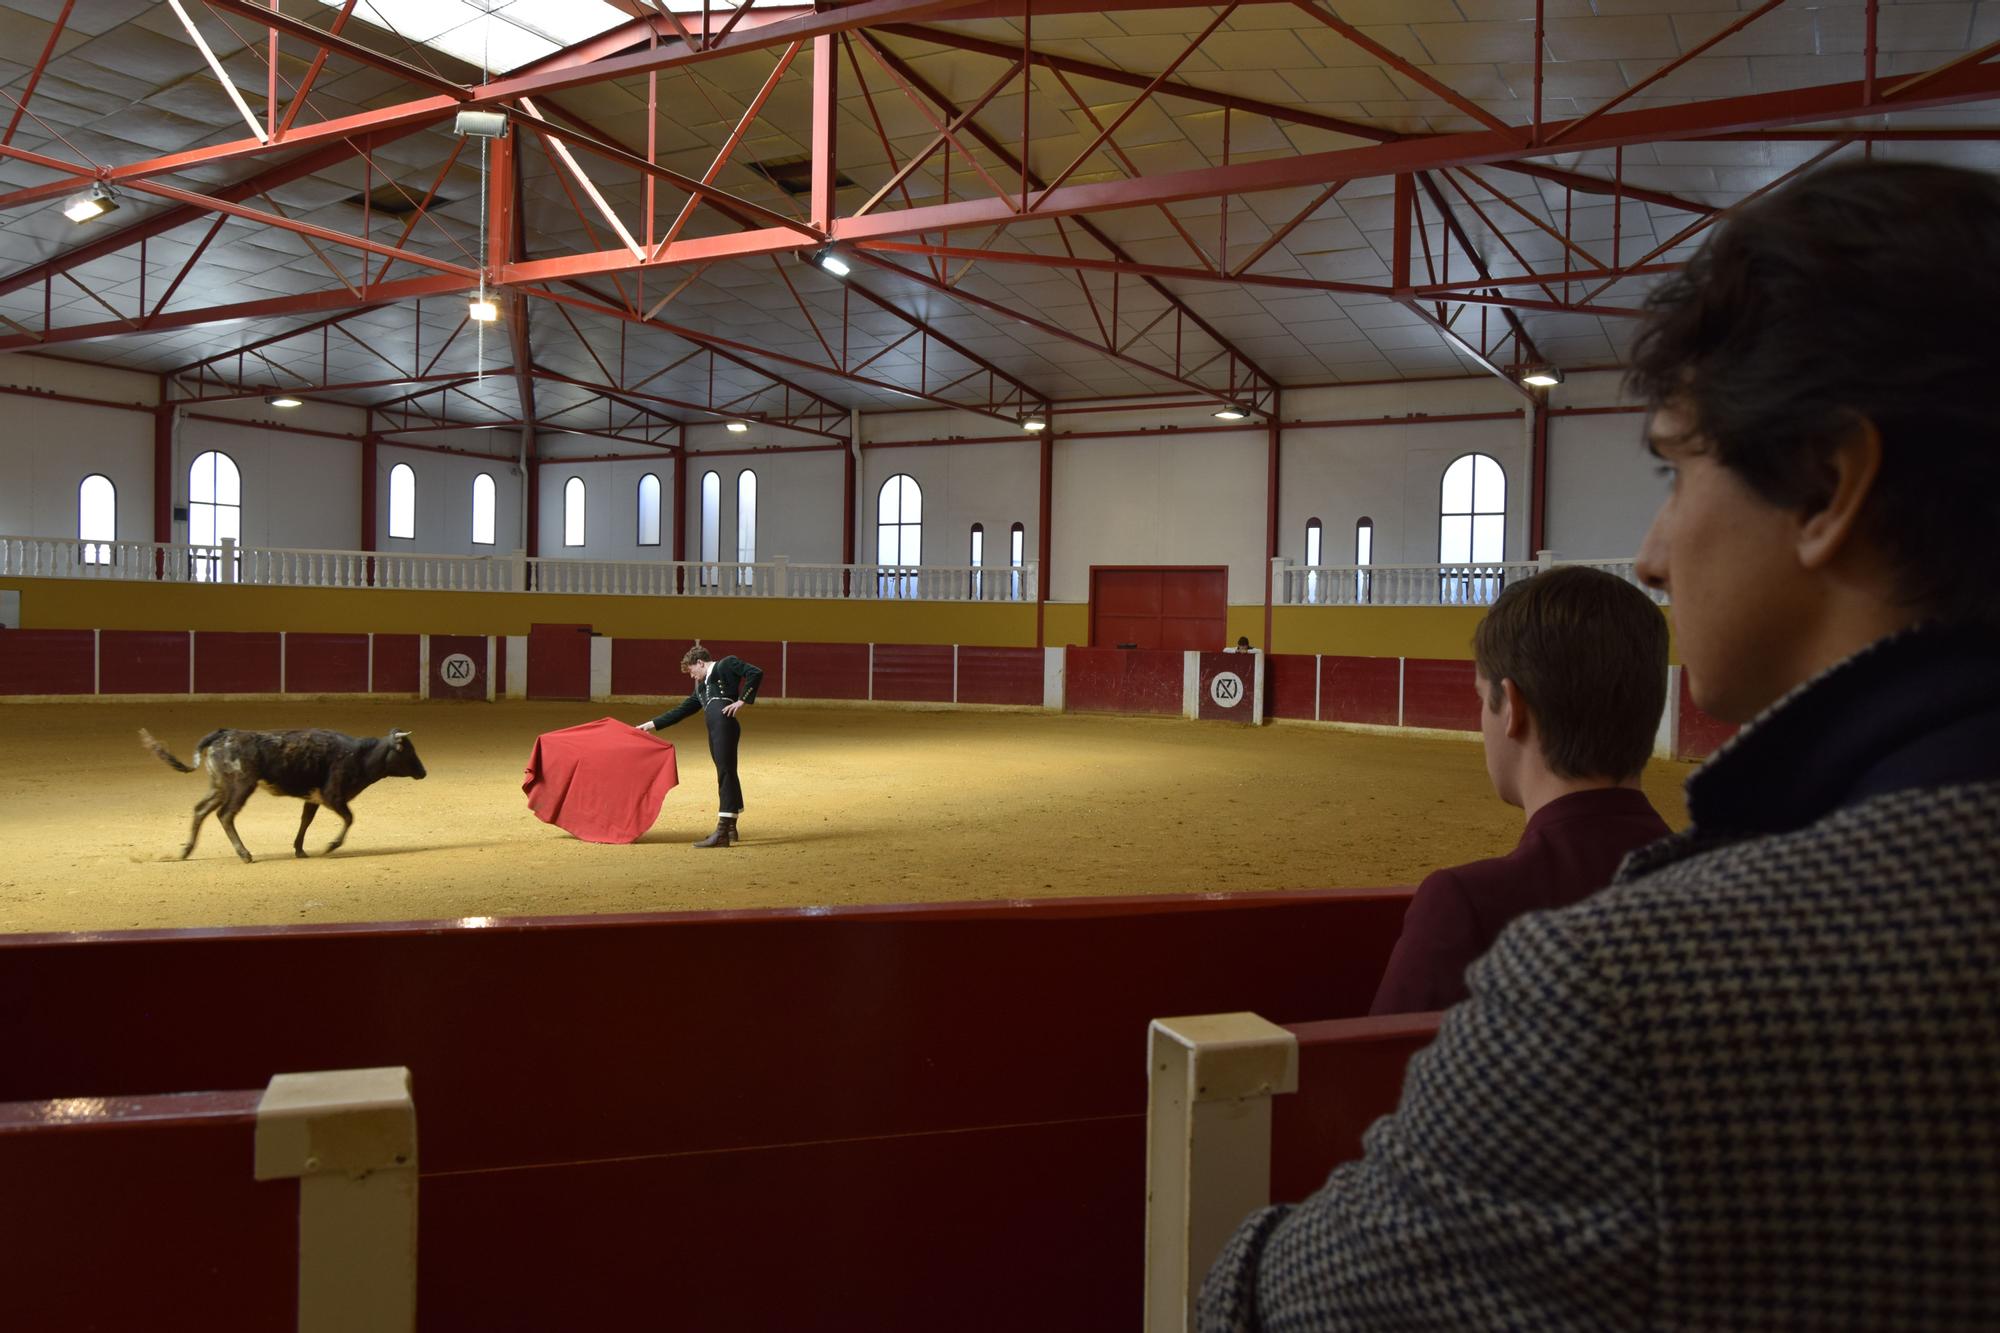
[{"left": 0, "top": 698, "right": 1695, "bottom": 935}]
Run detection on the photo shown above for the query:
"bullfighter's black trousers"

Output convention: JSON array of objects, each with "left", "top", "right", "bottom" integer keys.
[{"left": 704, "top": 700, "right": 744, "bottom": 815}]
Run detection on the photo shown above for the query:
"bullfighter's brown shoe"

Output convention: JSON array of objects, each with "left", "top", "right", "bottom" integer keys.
[{"left": 693, "top": 819, "right": 733, "bottom": 848}]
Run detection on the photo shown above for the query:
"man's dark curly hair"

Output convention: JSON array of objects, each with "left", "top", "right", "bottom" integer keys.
[{"left": 1627, "top": 160, "right": 2000, "bottom": 624}]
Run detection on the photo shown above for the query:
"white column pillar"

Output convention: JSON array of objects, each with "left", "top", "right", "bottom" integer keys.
[
  {"left": 1144, "top": 1014, "right": 1298, "bottom": 1333},
  {"left": 254, "top": 1067, "right": 418, "bottom": 1333}
]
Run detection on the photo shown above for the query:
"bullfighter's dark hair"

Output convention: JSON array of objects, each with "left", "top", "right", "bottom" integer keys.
[{"left": 1628, "top": 160, "right": 2000, "bottom": 625}]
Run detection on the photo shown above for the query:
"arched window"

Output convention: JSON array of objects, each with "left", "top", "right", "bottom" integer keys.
[
  {"left": 699, "top": 470, "right": 720, "bottom": 586},
  {"left": 969, "top": 522, "right": 984, "bottom": 600},
  {"left": 472, "top": 473, "right": 496, "bottom": 546},
  {"left": 636, "top": 474, "right": 661, "bottom": 547},
  {"left": 877, "top": 474, "right": 921, "bottom": 597},
  {"left": 388, "top": 462, "right": 415, "bottom": 540},
  {"left": 1440, "top": 453, "right": 1505, "bottom": 604},
  {"left": 188, "top": 450, "right": 241, "bottom": 582},
  {"left": 1009, "top": 521, "right": 1025, "bottom": 601},
  {"left": 79, "top": 474, "right": 116, "bottom": 565},
  {"left": 1304, "top": 517, "right": 1323, "bottom": 604},
  {"left": 563, "top": 476, "right": 586, "bottom": 547},
  {"left": 735, "top": 470, "right": 757, "bottom": 586},
  {"left": 1355, "top": 517, "right": 1374, "bottom": 605}
]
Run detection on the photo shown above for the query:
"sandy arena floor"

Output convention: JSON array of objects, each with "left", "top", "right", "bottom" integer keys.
[{"left": 0, "top": 698, "right": 1695, "bottom": 934}]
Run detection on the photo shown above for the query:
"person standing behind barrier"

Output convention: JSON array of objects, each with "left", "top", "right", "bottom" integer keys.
[
  {"left": 1201, "top": 161, "right": 2000, "bottom": 1331},
  {"left": 1369, "top": 566, "right": 1670, "bottom": 1015},
  {"left": 637, "top": 645, "right": 763, "bottom": 848}
]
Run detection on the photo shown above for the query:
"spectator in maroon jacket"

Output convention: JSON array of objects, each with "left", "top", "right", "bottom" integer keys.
[{"left": 1370, "top": 565, "right": 1672, "bottom": 1014}]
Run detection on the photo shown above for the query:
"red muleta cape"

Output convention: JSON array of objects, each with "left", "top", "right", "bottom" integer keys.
[{"left": 522, "top": 718, "right": 679, "bottom": 844}]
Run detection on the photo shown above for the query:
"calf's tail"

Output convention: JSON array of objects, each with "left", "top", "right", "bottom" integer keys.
[{"left": 139, "top": 728, "right": 217, "bottom": 774}]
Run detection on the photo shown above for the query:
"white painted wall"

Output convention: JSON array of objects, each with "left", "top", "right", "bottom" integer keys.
[
  {"left": 679, "top": 447, "right": 844, "bottom": 565},
  {"left": 538, "top": 452, "right": 676, "bottom": 560},
  {"left": 1282, "top": 414, "right": 1530, "bottom": 569},
  {"left": 1545, "top": 413, "right": 1665, "bottom": 559},
  {"left": 0, "top": 350, "right": 1662, "bottom": 592},
  {"left": 1052, "top": 429, "right": 1268, "bottom": 603},
  {"left": 378, "top": 439, "right": 524, "bottom": 556},
  {"left": 0, "top": 394, "right": 152, "bottom": 540},
  {"left": 173, "top": 411, "right": 362, "bottom": 551},
  {"left": 861, "top": 439, "right": 1040, "bottom": 571}
]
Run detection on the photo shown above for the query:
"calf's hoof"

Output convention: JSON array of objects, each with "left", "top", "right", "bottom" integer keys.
[
  {"left": 236, "top": 852, "right": 254, "bottom": 864},
  {"left": 178, "top": 847, "right": 193, "bottom": 861},
  {"left": 294, "top": 849, "right": 308, "bottom": 860}
]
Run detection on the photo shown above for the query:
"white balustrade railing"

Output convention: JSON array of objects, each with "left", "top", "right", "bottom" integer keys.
[
  {"left": 1273, "top": 555, "right": 1660, "bottom": 607},
  {"left": 0, "top": 534, "right": 1041, "bottom": 603}
]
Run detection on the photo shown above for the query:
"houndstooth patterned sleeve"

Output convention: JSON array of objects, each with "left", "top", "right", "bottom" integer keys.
[{"left": 1198, "top": 903, "right": 1658, "bottom": 1332}]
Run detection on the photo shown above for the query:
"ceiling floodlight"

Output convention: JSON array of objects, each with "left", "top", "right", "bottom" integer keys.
[
  {"left": 726, "top": 421, "right": 750, "bottom": 433},
  {"left": 61, "top": 181, "right": 120, "bottom": 224},
  {"left": 1213, "top": 405, "right": 1249, "bottom": 421},
  {"left": 809, "top": 245, "right": 851, "bottom": 279},
  {"left": 1022, "top": 415, "right": 1047, "bottom": 433},
  {"left": 469, "top": 297, "right": 500, "bottom": 323},
  {"left": 266, "top": 395, "right": 303, "bottom": 408},
  {"left": 1521, "top": 366, "right": 1565, "bottom": 388},
  {"left": 454, "top": 109, "right": 509, "bottom": 140}
]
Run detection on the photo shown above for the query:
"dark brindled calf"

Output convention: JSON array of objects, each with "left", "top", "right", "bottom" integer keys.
[{"left": 140, "top": 727, "right": 428, "bottom": 863}]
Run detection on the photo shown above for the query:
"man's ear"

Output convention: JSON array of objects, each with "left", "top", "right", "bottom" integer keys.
[
  {"left": 1500, "top": 678, "right": 1533, "bottom": 743},
  {"left": 1797, "top": 417, "right": 1883, "bottom": 572}
]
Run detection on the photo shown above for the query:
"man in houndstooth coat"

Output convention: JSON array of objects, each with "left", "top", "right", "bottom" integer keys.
[{"left": 1201, "top": 162, "right": 2000, "bottom": 1330}]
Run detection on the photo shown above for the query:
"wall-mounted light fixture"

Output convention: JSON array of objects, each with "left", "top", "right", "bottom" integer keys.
[
  {"left": 62, "top": 182, "right": 120, "bottom": 224},
  {"left": 1021, "top": 415, "right": 1047, "bottom": 433},
  {"left": 1521, "top": 366, "right": 1565, "bottom": 388},
  {"left": 266, "top": 395, "right": 303, "bottom": 408},
  {"left": 469, "top": 297, "right": 499, "bottom": 323},
  {"left": 808, "top": 245, "right": 851, "bottom": 279},
  {"left": 1213, "top": 405, "right": 1249, "bottom": 421},
  {"left": 726, "top": 421, "right": 749, "bottom": 433}
]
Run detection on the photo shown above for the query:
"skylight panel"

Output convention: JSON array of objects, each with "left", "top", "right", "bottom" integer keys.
[{"left": 316, "top": 0, "right": 629, "bottom": 74}]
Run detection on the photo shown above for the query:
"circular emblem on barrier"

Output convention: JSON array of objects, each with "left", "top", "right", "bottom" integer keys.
[
  {"left": 1209, "top": 670, "right": 1245, "bottom": 709},
  {"left": 439, "top": 652, "right": 478, "bottom": 687}
]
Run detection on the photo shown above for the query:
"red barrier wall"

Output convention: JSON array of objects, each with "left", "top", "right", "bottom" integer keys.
[
  {"left": 1266, "top": 653, "right": 1318, "bottom": 721},
  {"left": 284, "top": 633, "right": 369, "bottom": 693},
  {"left": 1065, "top": 647, "right": 1183, "bottom": 716},
  {"left": 371, "top": 633, "right": 420, "bottom": 693},
  {"left": 613, "top": 639, "right": 785, "bottom": 701},
  {"left": 611, "top": 638, "right": 680, "bottom": 696},
  {"left": 872, "top": 643, "right": 954, "bottom": 703},
  {"left": 0, "top": 629, "right": 95, "bottom": 694},
  {"left": 786, "top": 641, "right": 867, "bottom": 700},
  {"left": 0, "top": 1092, "right": 297, "bottom": 1329},
  {"left": 1675, "top": 670, "right": 1739, "bottom": 761},
  {"left": 1195, "top": 652, "right": 1256, "bottom": 722},
  {"left": 1401, "top": 658, "right": 1480, "bottom": 732},
  {"left": 1319, "top": 655, "right": 1399, "bottom": 726},
  {"left": 193, "top": 631, "right": 281, "bottom": 694},
  {"left": 1269, "top": 1012, "right": 1440, "bottom": 1204},
  {"left": 0, "top": 888, "right": 1410, "bottom": 1332},
  {"left": 954, "top": 646, "right": 1042, "bottom": 706},
  {"left": 99, "top": 629, "right": 189, "bottom": 694},
  {"left": 427, "top": 634, "right": 488, "bottom": 701},
  {"left": 527, "top": 623, "right": 591, "bottom": 701}
]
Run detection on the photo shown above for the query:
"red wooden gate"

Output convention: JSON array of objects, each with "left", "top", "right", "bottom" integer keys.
[{"left": 1088, "top": 566, "right": 1227, "bottom": 651}]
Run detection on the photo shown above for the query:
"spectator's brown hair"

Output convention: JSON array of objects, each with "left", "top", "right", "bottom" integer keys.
[
  {"left": 1628, "top": 161, "right": 2000, "bottom": 624},
  {"left": 1473, "top": 567, "right": 1667, "bottom": 781},
  {"left": 680, "top": 645, "right": 713, "bottom": 669}
]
